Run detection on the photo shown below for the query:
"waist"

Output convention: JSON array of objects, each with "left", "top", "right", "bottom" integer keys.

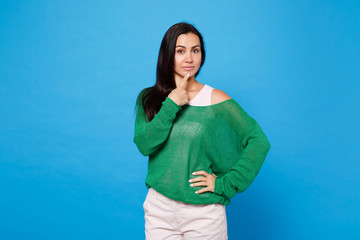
[
  {"left": 148, "top": 187, "right": 226, "bottom": 209},
  {"left": 145, "top": 179, "right": 230, "bottom": 205}
]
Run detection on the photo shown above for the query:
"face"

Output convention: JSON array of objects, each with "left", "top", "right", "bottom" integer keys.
[{"left": 174, "top": 33, "right": 202, "bottom": 78}]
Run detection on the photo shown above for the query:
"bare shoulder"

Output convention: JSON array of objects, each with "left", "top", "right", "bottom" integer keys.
[{"left": 211, "top": 88, "right": 232, "bottom": 104}]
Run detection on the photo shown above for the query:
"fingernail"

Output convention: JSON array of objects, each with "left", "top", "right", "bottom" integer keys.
[
  {"left": 192, "top": 172, "right": 196, "bottom": 175},
  {"left": 189, "top": 179, "right": 192, "bottom": 182},
  {"left": 195, "top": 191, "right": 198, "bottom": 194},
  {"left": 186, "top": 73, "right": 190, "bottom": 77},
  {"left": 190, "top": 184, "right": 193, "bottom": 187}
]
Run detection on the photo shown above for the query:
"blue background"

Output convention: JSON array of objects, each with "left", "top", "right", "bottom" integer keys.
[{"left": 1, "top": 0, "right": 359, "bottom": 239}]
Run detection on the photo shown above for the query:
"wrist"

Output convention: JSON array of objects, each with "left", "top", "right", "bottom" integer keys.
[
  {"left": 165, "top": 97, "right": 181, "bottom": 109},
  {"left": 167, "top": 96, "right": 180, "bottom": 107}
]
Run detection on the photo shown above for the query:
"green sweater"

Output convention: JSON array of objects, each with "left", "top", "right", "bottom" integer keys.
[{"left": 133, "top": 91, "right": 271, "bottom": 205}]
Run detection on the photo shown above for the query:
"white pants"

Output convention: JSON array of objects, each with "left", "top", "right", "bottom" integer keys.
[{"left": 144, "top": 187, "right": 228, "bottom": 240}]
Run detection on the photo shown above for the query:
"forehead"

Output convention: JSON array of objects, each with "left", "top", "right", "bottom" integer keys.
[{"left": 176, "top": 33, "right": 200, "bottom": 46}]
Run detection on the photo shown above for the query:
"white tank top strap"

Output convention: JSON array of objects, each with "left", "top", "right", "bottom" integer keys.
[{"left": 188, "top": 84, "right": 214, "bottom": 106}]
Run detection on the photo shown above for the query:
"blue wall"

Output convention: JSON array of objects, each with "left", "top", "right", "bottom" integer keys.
[{"left": 1, "top": 0, "right": 359, "bottom": 239}]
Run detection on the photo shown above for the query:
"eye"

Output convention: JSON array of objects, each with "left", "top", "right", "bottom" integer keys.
[
  {"left": 193, "top": 49, "right": 200, "bottom": 53},
  {"left": 177, "top": 49, "right": 184, "bottom": 54}
]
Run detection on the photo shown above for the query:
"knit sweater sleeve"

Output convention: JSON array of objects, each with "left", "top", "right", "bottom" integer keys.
[
  {"left": 133, "top": 91, "right": 182, "bottom": 156},
  {"left": 213, "top": 101, "right": 271, "bottom": 199}
]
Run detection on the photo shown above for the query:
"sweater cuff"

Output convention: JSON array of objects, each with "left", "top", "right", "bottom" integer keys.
[
  {"left": 164, "top": 97, "right": 181, "bottom": 111},
  {"left": 214, "top": 176, "right": 225, "bottom": 196},
  {"left": 156, "top": 97, "right": 182, "bottom": 124}
]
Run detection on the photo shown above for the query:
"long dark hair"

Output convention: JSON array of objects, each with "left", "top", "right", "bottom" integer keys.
[{"left": 135, "top": 22, "right": 206, "bottom": 122}]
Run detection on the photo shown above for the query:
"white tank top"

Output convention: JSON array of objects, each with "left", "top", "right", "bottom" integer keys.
[{"left": 188, "top": 84, "right": 214, "bottom": 106}]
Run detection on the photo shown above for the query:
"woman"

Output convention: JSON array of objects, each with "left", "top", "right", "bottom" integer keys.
[{"left": 133, "top": 22, "right": 271, "bottom": 240}]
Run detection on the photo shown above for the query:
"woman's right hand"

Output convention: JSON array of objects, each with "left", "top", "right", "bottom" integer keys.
[{"left": 168, "top": 73, "right": 190, "bottom": 106}]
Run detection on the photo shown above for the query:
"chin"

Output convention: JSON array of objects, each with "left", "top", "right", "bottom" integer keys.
[
  {"left": 175, "top": 70, "right": 197, "bottom": 78},
  {"left": 183, "top": 70, "right": 197, "bottom": 77},
  {"left": 184, "top": 72, "right": 193, "bottom": 77},
  {"left": 175, "top": 72, "right": 188, "bottom": 78}
]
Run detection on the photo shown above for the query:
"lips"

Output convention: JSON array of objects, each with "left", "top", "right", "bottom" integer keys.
[{"left": 182, "top": 66, "right": 194, "bottom": 70}]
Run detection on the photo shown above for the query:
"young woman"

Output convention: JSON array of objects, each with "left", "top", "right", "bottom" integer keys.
[{"left": 133, "top": 22, "right": 271, "bottom": 240}]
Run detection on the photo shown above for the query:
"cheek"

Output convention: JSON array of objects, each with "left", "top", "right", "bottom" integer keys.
[
  {"left": 196, "top": 55, "right": 202, "bottom": 66},
  {"left": 196, "top": 53, "right": 202, "bottom": 62},
  {"left": 174, "top": 55, "right": 181, "bottom": 65}
]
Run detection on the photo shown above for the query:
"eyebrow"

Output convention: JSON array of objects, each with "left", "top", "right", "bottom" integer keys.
[{"left": 175, "top": 45, "right": 200, "bottom": 48}]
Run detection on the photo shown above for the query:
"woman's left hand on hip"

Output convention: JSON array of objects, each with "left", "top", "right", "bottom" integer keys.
[{"left": 189, "top": 170, "right": 217, "bottom": 194}]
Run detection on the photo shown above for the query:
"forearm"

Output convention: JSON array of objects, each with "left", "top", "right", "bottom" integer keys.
[
  {"left": 133, "top": 97, "right": 181, "bottom": 156},
  {"left": 214, "top": 123, "right": 271, "bottom": 199}
]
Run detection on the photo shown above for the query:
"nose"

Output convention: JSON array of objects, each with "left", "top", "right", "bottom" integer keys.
[{"left": 185, "top": 51, "right": 193, "bottom": 63}]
